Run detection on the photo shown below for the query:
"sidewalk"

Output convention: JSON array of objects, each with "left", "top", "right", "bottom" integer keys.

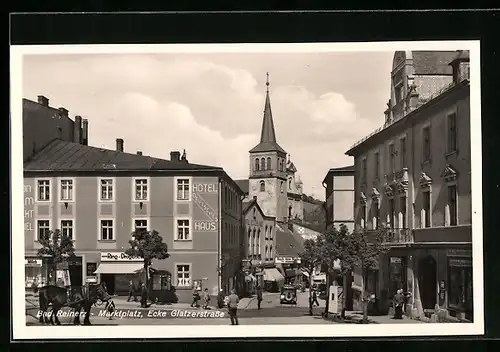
[
  {"left": 331, "top": 311, "right": 425, "bottom": 324},
  {"left": 238, "top": 292, "right": 279, "bottom": 310}
]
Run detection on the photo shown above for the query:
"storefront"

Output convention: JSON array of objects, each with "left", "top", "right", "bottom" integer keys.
[
  {"left": 25, "top": 257, "right": 47, "bottom": 289},
  {"left": 94, "top": 252, "right": 144, "bottom": 295},
  {"left": 447, "top": 249, "right": 473, "bottom": 320},
  {"left": 388, "top": 256, "right": 407, "bottom": 297}
]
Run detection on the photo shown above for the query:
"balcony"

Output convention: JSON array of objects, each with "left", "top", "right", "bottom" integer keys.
[
  {"left": 413, "top": 225, "right": 471, "bottom": 243},
  {"left": 365, "top": 228, "right": 413, "bottom": 245}
]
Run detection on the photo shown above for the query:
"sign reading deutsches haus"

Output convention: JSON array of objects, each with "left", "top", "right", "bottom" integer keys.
[
  {"left": 100, "top": 252, "right": 142, "bottom": 261},
  {"left": 192, "top": 182, "right": 219, "bottom": 232}
]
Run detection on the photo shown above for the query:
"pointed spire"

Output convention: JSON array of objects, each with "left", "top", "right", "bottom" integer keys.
[
  {"left": 249, "top": 73, "right": 287, "bottom": 154},
  {"left": 260, "top": 72, "right": 277, "bottom": 144}
]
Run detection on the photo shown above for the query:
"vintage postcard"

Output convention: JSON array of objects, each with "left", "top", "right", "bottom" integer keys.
[{"left": 11, "top": 41, "right": 483, "bottom": 339}]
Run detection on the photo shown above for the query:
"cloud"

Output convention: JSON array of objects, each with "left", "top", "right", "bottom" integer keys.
[{"left": 22, "top": 53, "right": 387, "bottom": 200}]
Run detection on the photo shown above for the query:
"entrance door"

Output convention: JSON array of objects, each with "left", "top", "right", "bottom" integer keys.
[
  {"left": 101, "top": 274, "right": 115, "bottom": 295},
  {"left": 69, "top": 264, "right": 83, "bottom": 286},
  {"left": 419, "top": 255, "right": 437, "bottom": 310}
]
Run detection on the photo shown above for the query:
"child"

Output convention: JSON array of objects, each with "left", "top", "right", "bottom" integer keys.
[
  {"left": 203, "top": 288, "right": 211, "bottom": 309},
  {"left": 105, "top": 299, "right": 116, "bottom": 320}
]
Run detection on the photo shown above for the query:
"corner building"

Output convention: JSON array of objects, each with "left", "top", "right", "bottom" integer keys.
[
  {"left": 346, "top": 50, "right": 472, "bottom": 321},
  {"left": 24, "top": 138, "right": 243, "bottom": 303}
]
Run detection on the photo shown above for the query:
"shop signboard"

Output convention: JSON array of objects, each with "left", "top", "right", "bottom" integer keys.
[
  {"left": 447, "top": 249, "right": 472, "bottom": 257},
  {"left": 275, "top": 257, "right": 300, "bottom": 264},
  {"left": 100, "top": 252, "right": 142, "bottom": 261},
  {"left": 25, "top": 258, "right": 42, "bottom": 267}
]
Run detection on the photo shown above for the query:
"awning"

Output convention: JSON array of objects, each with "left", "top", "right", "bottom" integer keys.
[
  {"left": 285, "top": 268, "right": 302, "bottom": 278},
  {"left": 94, "top": 262, "right": 144, "bottom": 274},
  {"left": 263, "top": 268, "right": 285, "bottom": 282}
]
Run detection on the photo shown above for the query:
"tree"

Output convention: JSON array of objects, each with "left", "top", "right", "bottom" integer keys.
[
  {"left": 299, "top": 238, "right": 323, "bottom": 316},
  {"left": 125, "top": 229, "right": 170, "bottom": 303},
  {"left": 37, "top": 229, "right": 76, "bottom": 286},
  {"left": 335, "top": 226, "right": 389, "bottom": 323}
]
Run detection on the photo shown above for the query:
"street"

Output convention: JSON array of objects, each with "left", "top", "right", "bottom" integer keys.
[{"left": 26, "top": 291, "right": 329, "bottom": 326}]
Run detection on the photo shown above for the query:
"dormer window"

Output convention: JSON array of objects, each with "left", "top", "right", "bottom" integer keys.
[{"left": 260, "top": 181, "right": 265, "bottom": 192}]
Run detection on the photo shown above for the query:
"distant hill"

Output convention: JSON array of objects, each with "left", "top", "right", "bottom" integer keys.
[{"left": 302, "top": 194, "right": 326, "bottom": 233}]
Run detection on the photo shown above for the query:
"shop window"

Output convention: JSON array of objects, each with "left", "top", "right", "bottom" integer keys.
[{"left": 448, "top": 258, "right": 473, "bottom": 311}]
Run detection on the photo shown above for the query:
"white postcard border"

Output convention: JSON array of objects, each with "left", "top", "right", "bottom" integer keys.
[{"left": 11, "top": 40, "right": 484, "bottom": 339}]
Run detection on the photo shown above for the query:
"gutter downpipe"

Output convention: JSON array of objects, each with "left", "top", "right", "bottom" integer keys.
[{"left": 218, "top": 179, "right": 222, "bottom": 294}]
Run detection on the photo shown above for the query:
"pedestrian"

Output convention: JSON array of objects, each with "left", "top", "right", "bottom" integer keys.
[
  {"left": 227, "top": 289, "right": 239, "bottom": 325},
  {"left": 217, "top": 289, "right": 225, "bottom": 308},
  {"left": 311, "top": 288, "right": 320, "bottom": 307},
  {"left": 190, "top": 287, "right": 200, "bottom": 308},
  {"left": 105, "top": 299, "right": 116, "bottom": 320},
  {"left": 203, "top": 288, "right": 211, "bottom": 309},
  {"left": 393, "top": 289, "right": 404, "bottom": 319},
  {"left": 256, "top": 284, "right": 263, "bottom": 310},
  {"left": 140, "top": 282, "right": 148, "bottom": 308},
  {"left": 127, "top": 280, "right": 138, "bottom": 302}
]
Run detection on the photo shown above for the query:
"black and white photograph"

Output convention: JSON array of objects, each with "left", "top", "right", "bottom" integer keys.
[{"left": 11, "top": 41, "right": 483, "bottom": 339}]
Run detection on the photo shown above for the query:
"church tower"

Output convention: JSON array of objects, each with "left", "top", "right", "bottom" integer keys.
[{"left": 248, "top": 73, "right": 288, "bottom": 222}]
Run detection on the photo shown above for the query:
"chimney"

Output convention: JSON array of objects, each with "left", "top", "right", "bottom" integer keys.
[
  {"left": 59, "top": 107, "right": 69, "bottom": 118},
  {"left": 137, "top": 151, "right": 143, "bottom": 156},
  {"left": 116, "top": 138, "right": 124, "bottom": 152},
  {"left": 81, "top": 119, "right": 89, "bottom": 145},
  {"left": 181, "top": 149, "right": 188, "bottom": 162},
  {"left": 37, "top": 95, "right": 49, "bottom": 106},
  {"left": 74, "top": 116, "right": 82, "bottom": 144},
  {"left": 170, "top": 151, "right": 181, "bottom": 161}
]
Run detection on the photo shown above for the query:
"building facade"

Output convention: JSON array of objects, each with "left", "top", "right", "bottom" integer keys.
[
  {"left": 286, "top": 157, "right": 304, "bottom": 221},
  {"left": 322, "top": 165, "right": 355, "bottom": 233},
  {"left": 24, "top": 138, "right": 244, "bottom": 302},
  {"left": 23, "top": 95, "right": 89, "bottom": 161},
  {"left": 346, "top": 50, "right": 472, "bottom": 320}
]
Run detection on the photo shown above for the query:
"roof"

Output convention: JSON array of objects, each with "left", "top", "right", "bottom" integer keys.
[
  {"left": 242, "top": 198, "right": 274, "bottom": 220},
  {"left": 24, "top": 139, "right": 222, "bottom": 172},
  {"left": 235, "top": 179, "right": 249, "bottom": 194},
  {"left": 249, "top": 87, "right": 286, "bottom": 154},
  {"left": 275, "top": 223, "right": 304, "bottom": 257},
  {"left": 411, "top": 51, "right": 457, "bottom": 75},
  {"left": 242, "top": 199, "right": 254, "bottom": 213},
  {"left": 322, "top": 165, "right": 355, "bottom": 184}
]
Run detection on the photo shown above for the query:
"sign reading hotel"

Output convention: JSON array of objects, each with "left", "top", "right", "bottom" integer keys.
[
  {"left": 192, "top": 183, "right": 218, "bottom": 232},
  {"left": 24, "top": 184, "right": 34, "bottom": 231},
  {"left": 100, "top": 252, "right": 142, "bottom": 261}
]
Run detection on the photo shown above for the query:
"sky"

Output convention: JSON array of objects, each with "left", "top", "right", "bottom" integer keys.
[{"left": 22, "top": 51, "right": 395, "bottom": 200}]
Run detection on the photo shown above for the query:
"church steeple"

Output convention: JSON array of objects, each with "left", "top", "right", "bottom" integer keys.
[{"left": 249, "top": 73, "right": 286, "bottom": 154}]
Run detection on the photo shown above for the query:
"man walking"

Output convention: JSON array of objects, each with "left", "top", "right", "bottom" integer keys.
[
  {"left": 127, "top": 280, "right": 138, "bottom": 302},
  {"left": 203, "top": 288, "right": 211, "bottom": 309},
  {"left": 393, "top": 289, "right": 404, "bottom": 319},
  {"left": 311, "top": 288, "right": 320, "bottom": 307},
  {"left": 256, "top": 285, "right": 263, "bottom": 310},
  {"left": 227, "top": 289, "right": 239, "bottom": 325}
]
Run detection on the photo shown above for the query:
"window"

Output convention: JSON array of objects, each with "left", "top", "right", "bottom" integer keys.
[
  {"left": 176, "top": 219, "right": 190, "bottom": 240},
  {"left": 400, "top": 196, "right": 407, "bottom": 228},
  {"left": 389, "top": 144, "right": 395, "bottom": 173},
  {"left": 100, "top": 220, "right": 114, "bottom": 240},
  {"left": 448, "top": 185, "right": 458, "bottom": 226},
  {"left": 270, "top": 245, "right": 273, "bottom": 258},
  {"left": 388, "top": 199, "right": 395, "bottom": 229},
  {"left": 288, "top": 206, "right": 292, "bottom": 218},
  {"left": 260, "top": 158, "right": 266, "bottom": 171},
  {"left": 423, "top": 126, "right": 431, "bottom": 162},
  {"left": 448, "top": 113, "right": 457, "bottom": 153},
  {"left": 395, "top": 85, "right": 403, "bottom": 103},
  {"left": 248, "top": 229, "right": 252, "bottom": 256},
  {"left": 60, "top": 179, "right": 73, "bottom": 201},
  {"left": 280, "top": 181, "right": 284, "bottom": 193},
  {"left": 177, "top": 179, "right": 190, "bottom": 200},
  {"left": 361, "top": 158, "right": 367, "bottom": 184},
  {"left": 374, "top": 152, "right": 379, "bottom": 179},
  {"left": 265, "top": 245, "right": 269, "bottom": 261},
  {"left": 267, "top": 157, "right": 271, "bottom": 170},
  {"left": 255, "top": 158, "right": 260, "bottom": 171},
  {"left": 134, "top": 178, "right": 148, "bottom": 201},
  {"left": 269, "top": 226, "right": 273, "bottom": 241},
  {"left": 423, "top": 191, "right": 431, "bottom": 228},
  {"left": 289, "top": 178, "right": 292, "bottom": 189},
  {"left": 100, "top": 179, "right": 114, "bottom": 201},
  {"left": 252, "top": 229, "right": 256, "bottom": 258},
  {"left": 253, "top": 208, "right": 256, "bottom": 219},
  {"left": 361, "top": 205, "right": 367, "bottom": 229},
  {"left": 176, "top": 264, "right": 191, "bottom": 287},
  {"left": 257, "top": 230, "right": 261, "bottom": 255},
  {"left": 259, "top": 181, "right": 265, "bottom": 192},
  {"left": 37, "top": 180, "right": 50, "bottom": 201},
  {"left": 373, "top": 202, "right": 380, "bottom": 229},
  {"left": 37, "top": 220, "right": 50, "bottom": 241},
  {"left": 134, "top": 219, "right": 148, "bottom": 233},
  {"left": 400, "top": 137, "right": 407, "bottom": 168},
  {"left": 61, "top": 220, "right": 73, "bottom": 240}
]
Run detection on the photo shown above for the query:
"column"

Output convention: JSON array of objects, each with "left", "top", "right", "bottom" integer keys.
[{"left": 406, "top": 253, "right": 418, "bottom": 317}]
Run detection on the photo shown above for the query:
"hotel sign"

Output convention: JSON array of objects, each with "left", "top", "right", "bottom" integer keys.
[
  {"left": 100, "top": 252, "right": 142, "bottom": 262},
  {"left": 192, "top": 182, "right": 219, "bottom": 232}
]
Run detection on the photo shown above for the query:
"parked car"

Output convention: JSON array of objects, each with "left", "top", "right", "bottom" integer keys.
[{"left": 280, "top": 284, "right": 297, "bottom": 305}]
